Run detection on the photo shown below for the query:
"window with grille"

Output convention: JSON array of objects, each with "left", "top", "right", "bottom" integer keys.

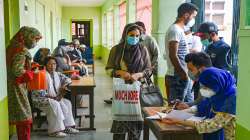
[
  {"left": 119, "top": 2, "right": 126, "bottom": 36},
  {"left": 136, "top": 0, "right": 152, "bottom": 34}
]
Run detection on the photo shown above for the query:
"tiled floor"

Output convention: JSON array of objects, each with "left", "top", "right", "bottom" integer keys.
[{"left": 11, "top": 60, "right": 156, "bottom": 140}]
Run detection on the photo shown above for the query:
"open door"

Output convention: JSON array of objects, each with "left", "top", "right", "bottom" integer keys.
[{"left": 71, "top": 20, "right": 92, "bottom": 47}]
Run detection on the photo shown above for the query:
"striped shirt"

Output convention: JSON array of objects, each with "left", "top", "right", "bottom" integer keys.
[{"left": 165, "top": 24, "right": 188, "bottom": 76}]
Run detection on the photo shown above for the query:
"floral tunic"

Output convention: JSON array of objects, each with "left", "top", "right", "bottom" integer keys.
[
  {"left": 7, "top": 48, "right": 33, "bottom": 124},
  {"left": 6, "top": 26, "right": 41, "bottom": 124},
  {"left": 194, "top": 112, "right": 236, "bottom": 140}
]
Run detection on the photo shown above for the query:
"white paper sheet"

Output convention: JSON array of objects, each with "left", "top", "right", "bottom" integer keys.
[
  {"left": 146, "top": 110, "right": 196, "bottom": 120},
  {"left": 187, "top": 116, "right": 205, "bottom": 122}
]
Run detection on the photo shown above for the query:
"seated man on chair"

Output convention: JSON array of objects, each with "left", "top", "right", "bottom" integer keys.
[{"left": 31, "top": 56, "right": 79, "bottom": 137}]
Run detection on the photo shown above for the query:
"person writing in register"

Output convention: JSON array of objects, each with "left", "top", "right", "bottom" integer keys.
[{"left": 162, "top": 53, "right": 236, "bottom": 140}]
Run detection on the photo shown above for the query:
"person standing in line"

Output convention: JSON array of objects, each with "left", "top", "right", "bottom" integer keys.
[
  {"left": 165, "top": 3, "right": 198, "bottom": 103},
  {"left": 135, "top": 21, "right": 159, "bottom": 83},
  {"left": 196, "top": 22, "right": 232, "bottom": 71},
  {"left": 6, "top": 26, "right": 42, "bottom": 140},
  {"left": 106, "top": 23, "right": 151, "bottom": 140}
]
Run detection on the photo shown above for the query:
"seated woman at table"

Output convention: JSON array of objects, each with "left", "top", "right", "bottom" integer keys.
[
  {"left": 162, "top": 67, "right": 236, "bottom": 140},
  {"left": 32, "top": 56, "right": 79, "bottom": 137}
]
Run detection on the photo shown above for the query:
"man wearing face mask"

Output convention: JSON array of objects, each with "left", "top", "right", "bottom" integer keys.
[
  {"left": 135, "top": 21, "right": 159, "bottom": 83},
  {"left": 165, "top": 3, "right": 198, "bottom": 103},
  {"left": 196, "top": 22, "right": 232, "bottom": 71}
]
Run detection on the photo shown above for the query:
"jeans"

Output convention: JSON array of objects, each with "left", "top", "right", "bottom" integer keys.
[{"left": 166, "top": 75, "right": 194, "bottom": 102}]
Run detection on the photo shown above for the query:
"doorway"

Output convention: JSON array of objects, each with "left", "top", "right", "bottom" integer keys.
[{"left": 71, "top": 20, "right": 92, "bottom": 47}]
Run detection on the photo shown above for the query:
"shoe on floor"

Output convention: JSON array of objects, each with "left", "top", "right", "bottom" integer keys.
[
  {"left": 49, "top": 132, "right": 67, "bottom": 137},
  {"left": 64, "top": 127, "right": 79, "bottom": 134}
]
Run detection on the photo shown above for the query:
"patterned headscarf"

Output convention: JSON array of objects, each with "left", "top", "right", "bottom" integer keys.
[{"left": 6, "top": 26, "right": 42, "bottom": 66}]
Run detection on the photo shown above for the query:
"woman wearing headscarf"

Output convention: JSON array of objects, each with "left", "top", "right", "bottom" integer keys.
[
  {"left": 162, "top": 67, "right": 236, "bottom": 140},
  {"left": 6, "top": 26, "right": 42, "bottom": 140},
  {"left": 106, "top": 23, "right": 151, "bottom": 140},
  {"left": 53, "top": 39, "right": 73, "bottom": 72}
]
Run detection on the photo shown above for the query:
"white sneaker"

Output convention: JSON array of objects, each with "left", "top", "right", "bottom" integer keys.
[
  {"left": 49, "top": 132, "right": 67, "bottom": 137},
  {"left": 64, "top": 127, "right": 79, "bottom": 134}
]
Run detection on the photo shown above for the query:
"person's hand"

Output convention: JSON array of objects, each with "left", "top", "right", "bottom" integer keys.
[
  {"left": 161, "top": 118, "right": 181, "bottom": 125},
  {"left": 116, "top": 70, "right": 131, "bottom": 81},
  {"left": 56, "top": 94, "right": 63, "bottom": 101},
  {"left": 176, "top": 102, "right": 190, "bottom": 110},
  {"left": 59, "top": 86, "right": 67, "bottom": 96},
  {"left": 131, "top": 73, "right": 143, "bottom": 81},
  {"left": 179, "top": 71, "right": 188, "bottom": 81}
]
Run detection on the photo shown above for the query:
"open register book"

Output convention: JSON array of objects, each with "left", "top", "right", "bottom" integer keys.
[{"left": 146, "top": 110, "right": 205, "bottom": 121}]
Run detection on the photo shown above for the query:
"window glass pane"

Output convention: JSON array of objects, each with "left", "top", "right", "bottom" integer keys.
[
  {"left": 212, "top": 2, "right": 225, "bottom": 10},
  {"left": 212, "top": 14, "right": 224, "bottom": 25},
  {"left": 136, "top": 0, "right": 152, "bottom": 34},
  {"left": 205, "top": 2, "right": 211, "bottom": 10},
  {"left": 119, "top": 2, "right": 126, "bottom": 36}
]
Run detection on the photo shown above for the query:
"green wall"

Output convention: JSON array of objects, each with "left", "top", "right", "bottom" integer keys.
[
  {"left": 4, "top": 0, "right": 20, "bottom": 46},
  {"left": 0, "top": 0, "right": 9, "bottom": 139},
  {"left": 61, "top": 6, "right": 102, "bottom": 58},
  {"left": 0, "top": 98, "right": 9, "bottom": 140},
  {"left": 236, "top": 0, "right": 250, "bottom": 139}
]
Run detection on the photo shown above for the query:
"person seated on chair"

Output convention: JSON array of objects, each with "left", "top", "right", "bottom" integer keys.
[
  {"left": 68, "top": 39, "right": 88, "bottom": 76},
  {"left": 53, "top": 39, "right": 75, "bottom": 72},
  {"left": 31, "top": 56, "right": 79, "bottom": 137}
]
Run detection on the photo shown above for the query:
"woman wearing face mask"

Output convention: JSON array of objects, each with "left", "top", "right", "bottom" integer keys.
[
  {"left": 6, "top": 26, "right": 42, "bottom": 140},
  {"left": 106, "top": 23, "right": 151, "bottom": 140},
  {"left": 162, "top": 66, "right": 236, "bottom": 140}
]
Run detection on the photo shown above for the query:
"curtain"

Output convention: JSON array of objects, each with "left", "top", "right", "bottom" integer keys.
[
  {"left": 231, "top": 0, "right": 240, "bottom": 81},
  {"left": 191, "top": 0, "right": 205, "bottom": 32}
]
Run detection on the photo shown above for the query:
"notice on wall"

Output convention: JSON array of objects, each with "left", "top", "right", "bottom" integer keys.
[{"left": 0, "top": 0, "right": 8, "bottom": 101}]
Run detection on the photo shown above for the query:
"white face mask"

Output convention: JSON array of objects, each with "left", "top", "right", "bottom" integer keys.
[
  {"left": 186, "top": 18, "right": 195, "bottom": 28},
  {"left": 200, "top": 88, "right": 216, "bottom": 98}
]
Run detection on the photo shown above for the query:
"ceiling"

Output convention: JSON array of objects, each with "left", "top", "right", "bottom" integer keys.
[{"left": 58, "top": 0, "right": 106, "bottom": 7}]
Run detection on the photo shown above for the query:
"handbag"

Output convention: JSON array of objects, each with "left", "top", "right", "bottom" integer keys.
[{"left": 140, "top": 72, "right": 164, "bottom": 107}]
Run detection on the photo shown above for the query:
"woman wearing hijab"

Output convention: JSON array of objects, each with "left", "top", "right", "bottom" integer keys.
[
  {"left": 106, "top": 23, "right": 151, "bottom": 140},
  {"left": 6, "top": 26, "right": 42, "bottom": 140},
  {"left": 162, "top": 67, "right": 236, "bottom": 140}
]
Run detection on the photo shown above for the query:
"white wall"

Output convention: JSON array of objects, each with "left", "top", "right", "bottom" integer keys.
[
  {"left": 0, "top": 0, "right": 7, "bottom": 101},
  {"left": 19, "top": 0, "right": 62, "bottom": 56}
]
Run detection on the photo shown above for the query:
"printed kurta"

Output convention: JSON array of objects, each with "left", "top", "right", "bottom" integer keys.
[
  {"left": 195, "top": 112, "right": 236, "bottom": 140},
  {"left": 6, "top": 26, "right": 42, "bottom": 124},
  {"left": 7, "top": 49, "right": 32, "bottom": 124}
]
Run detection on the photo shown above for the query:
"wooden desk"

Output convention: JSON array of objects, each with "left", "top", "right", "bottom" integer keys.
[
  {"left": 143, "top": 107, "right": 203, "bottom": 140},
  {"left": 69, "top": 76, "right": 96, "bottom": 130}
]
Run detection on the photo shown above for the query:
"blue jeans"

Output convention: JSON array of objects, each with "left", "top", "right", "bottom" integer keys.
[{"left": 166, "top": 75, "right": 194, "bottom": 102}]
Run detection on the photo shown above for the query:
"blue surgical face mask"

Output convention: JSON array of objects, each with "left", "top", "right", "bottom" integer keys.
[{"left": 127, "top": 36, "right": 139, "bottom": 46}]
